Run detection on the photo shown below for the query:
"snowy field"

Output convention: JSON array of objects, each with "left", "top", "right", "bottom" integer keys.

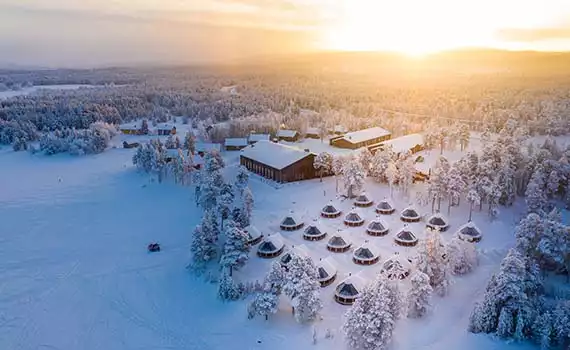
[
  {"left": 0, "top": 84, "right": 104, "bottom": 100},
  {"left": 0, "top": 135, "right": 544, "bottom": 350}
]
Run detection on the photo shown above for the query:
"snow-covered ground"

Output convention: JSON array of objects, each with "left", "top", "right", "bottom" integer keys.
[
  {"left": 0, "top": 84, "right": 105, "bottom": 100},
  {"left": 0, "top": 134, "right": 540, "bottom": 350}
]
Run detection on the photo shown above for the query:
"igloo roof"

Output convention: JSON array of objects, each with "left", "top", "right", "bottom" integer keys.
[
  {"left": 281, "top": 213, "right": 302, "bottom": 227},
  {"left": 304, "top": 224, "right": 324, "bottom": 237},
  {"left": 345, "top": 211, "right": 363, "bottom": 222},
  {"left": 428, "top": 213, "right": 448, "bottom": 226},
  {"left": 367, "top": 219, "right": 388, "bottom": 232},
  {"left": 243, "top": 225, "right": 262, "bottom": 240},
  {"left": 396, "top": 229, "right": 417, "bottom": 242},
  {"left": 457, "top": 222, "right": 482, "bottom": 237},
  {"left": 322, "top": 203, "right": 340, "bottom": 214},
  {"left": 317, "top": 256, "right": 338, "bottom": 280},
  {"left": 377, "top": 199, "right": 394, "bottom": 210},
  {"left": 335, "top": 273, "right": 367, "bottom": 297},
  {"left": 258, "top": 233, "right": 284, "bottom": 253},
  {"left": 355, "top": 193, "right": 372, "bottom": 204},
  {"left": 281, "top": 244, "right": 310, "bottom": 264},
  {"left": 354, "top": 243, "right": 379, "bottom": 260},
  {"left": 401, "top": 207, "right": 420, "bottom": 218},
  {"left": 328, "top": 234, "right": 351, "bottom": 247},
  {"left": 382, "top": 255, "right": 412, "bottom": 272}
]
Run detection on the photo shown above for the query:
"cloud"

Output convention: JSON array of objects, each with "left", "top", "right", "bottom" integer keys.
[{"left": 496, "top": 26, "right": 570, "bottom": 42}]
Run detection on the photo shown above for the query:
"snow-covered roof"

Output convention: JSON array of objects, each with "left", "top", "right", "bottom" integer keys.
[
  {"left": 277, "top": 130, "right": 298, "bottom": 138},
  {"left": 376, "top": 199, "right": 395, "bottom": 211},
  {"left": 195, "top": 142, "right": 222, "bottom": 153},
  {"left": 456, "top": 222, "right": 482, "bottom": 238},
  {"left": 395, "top": 228, "right": 418, "bottom": 243},
  {"left": 380, "top": 134, "right": 424, "bottom": 154},
  {"left": 317, "top": 256, "right": 338, "bottom": 281},
  {"left": 248, "top": 134, "right": 270, "bottom": 142},
  {"left": 381, "top": 254, "right": 412, "bottom": 277},
  {"left": 281, "top": 212, "right": 303, "bottom": 228},
  {"left": 335, "top": 272, "right": 367, "bottom": 297},
  {"left": 332, "top": 125, "right": 348, "bottom": 134},
  {"left": 340, "top": 127, "right": 391, "bottom": 144},
  {"left": 401, "top": 207, "right": 420, "bottom": 219},
  {"left": 304, "top": 223, "right": 326, "bottom": 237},
  {"left": 280, "top": 244, "right": 310, "bottom": 265},
  {"left": 306, "top": 127, "right": 320, "bottom": 135},
  {"left": 367, "top": 218, "right": 389, "bottom": 234},
  {"left": 192, "top": 154, "right": 205, "bottom": 167},
  {"left": 353, "top": 242, "right": 380, "bottom": 261},
  {"left": 328, "top": 232, "right": 351, "bottom": 248},
  {"left": 321, "top": 202, "right": 341, "bottom": 215},
  {"left": 354, "top": 193, "right": 373, "bottom": 205},
  {"left": 224, "top": 138, "right": 248, "bottom": 147},
  {"left": 240, "top": 140, "right": 314, "bottom": 170},
  {"left": 243, "top": 225, "right": 262, "bottom": 241},
  {"left": 156, "top": 123, "right": 176, "bottom": 131},
  {"left": 119, "top": 121, "right": 141, "bottom": 130},
  {"left": 258, "top": 233, "right": 284, "bottom": 253},
  {"left": 344, "top": 210, "right": 364, "bottom": 223},
  {"left": 427, "top": 213, "right": 448, "bottom": 228}
]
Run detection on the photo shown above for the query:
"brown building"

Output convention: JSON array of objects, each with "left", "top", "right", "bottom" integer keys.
[
  {"left": 305, "top": 127, "right": 321, "bottom": 139},
  {"left": 156, "top": 123, "right": 176, "bottom": 136},
  {"left": 330, "top": 127, "right": 391, "bottom": 149},
  {"left": 240, "top": 140, "right": 317, "bottom": 183},
  {"left": 277, "top": 129, "right": 300, "bottom": 142},
  {"left": 369, "top": 133, "right": 424, "bottom": 155},
  {"left": 224, "top": 138, "right": 249, "bottom": 151}
]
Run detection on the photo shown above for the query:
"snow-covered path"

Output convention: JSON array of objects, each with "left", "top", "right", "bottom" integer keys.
[{"left": 0, "top": 148, "right": 536, "bottom": 350}]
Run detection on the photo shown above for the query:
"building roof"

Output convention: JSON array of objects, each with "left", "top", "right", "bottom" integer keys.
[
  {"left": 277, "top": 129, "right": 298, "bottom": 138},
  {"left": 380, "top": 134, "right": 424, "bottom": 153},
  {"left": 328, "top": 232, "right": 351, "bottom": 248},
  {"left": 367, "top": 219, "right": 389, "bottom": 233},
  {"left": 339, "top": 127, "right": 391, "bottom": 145},
  {"left": 322, "top": 202, "right": 341, "bottom": 215},
  {"left": 344, "top": 210, "right": 364, "bottom": 223},
  {"left": 317, "top": 256, "right": 338, "bottom": 280},
  {"left": 258, "top": 233, "right": 284, "bottom": 253},
  {"left": 396, "top": 228, "right": 418, "bottom": 242},
  {"left": 156, "top": 123, "right": 176, "bottom": 131},
  {"left": 119, "top": 121, "right": 142, "bottom": 130},
  {"left": 280, "top": 244, "right": 310, "bottom": 265},
  {"left": 376, "top": 199, "right": 395, "bottom": 211},
  {"left": 248, "top": 134, "right": 270, "bottom": 142},
  {"left": 224, "top": 138, "right": 248, "bottom": 147},
  {"left": 456, "top": 222, "right": 482, "bottom": 238},
  {"left": 195, "top": 142, "right": 221, "bottom": 153},
  {"left": 306, "top": 127, "right": 320, "bottom": 135},
  {"left": 335, "top": 272, "right": 367, "bottom": 297},
  {"left": 428, "top": 213, "right": 448, "bottom": 227},
  {"left": 401, "top": 207, "right": 420, "bottom": 219},
  {"left": 381, "top": 254, "right": 412, "bottom": 276},
  {"left": 304, "top": 223, "right": 326, "bottom": 237},
  {"left": 240, "top": 140, "right": 314, "bottom": 170},
  {"left": 355, "top": 193, "right": 373, "bottom": 205},
  {"left": 353, "top": 242, "right": 380, "bottom": 260},
  {"left": 243, "top": 225, "right": 262, "bottom": 241}
]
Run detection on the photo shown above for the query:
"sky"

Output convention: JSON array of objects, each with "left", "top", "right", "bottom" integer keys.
[{"left": 1, "top": 0, "right": 570, "bottom": 67}]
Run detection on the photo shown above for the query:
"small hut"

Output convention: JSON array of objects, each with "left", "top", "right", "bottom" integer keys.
[
  {"left": 376, "top": 199, "right": 396, "bottom": 215},
  {"left": 243, "top": 225, "right": 263, "bottom": 245},
  {"left": 316, "top": 256, "right": 338, "bottom": 287},
  {"left": 303, "top": 221, "right": 327, "bottom": 241},
  {"left": 400, "top": 206, "right": 421, "bottom": 223},
  {"left": 354, "top": 193, "right": 373, "bottom": 207},
  {"left": 257, "top": 233, "right": 285, "bottom": 258},
  {"left": 366, "top": 217, "right": 389, "bottom": 236},
  {"left": 334, "top": 273, "right": 367, "bottom": 305},
  {"left": 394, "top": 226, "right": 419, "bottom": 246},
  {"left": 344, "top": 209, "right": 365, "bottom": 227},
  {"left": 280, "top": 212, "right": 304, "bottom": 231},
  {"left": 321, "top": 202, "right": 342, "bottom": 218},
  {"left": 327, "top": 232, "right": 352, "bottom": 253},
  {"left": 426, "top": 213, "right": 449, "bottom": 232},
  {"left": 352, "top": 242, "right": 381, "bottom": 265},
  {"left": 381, "top": 254, "right": 413, "bottom": 280},
  {"left": 280, "top": 244, "right": 310, "bottom": 268},
  {"left": 456, "top": 221, "right": 482, "bottom": 242}
]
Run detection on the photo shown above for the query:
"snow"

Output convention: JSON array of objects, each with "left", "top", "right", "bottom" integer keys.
[
  {"left": 225, "top": 138, "right": 248, "bottom": 147},
  {"left": 316, "top": 256, "right": 338, "bottom": 281},
  {"left": 248, "top": 133, "right": 270, "bottom": 143},
  {"left": 306, "top": 127, "right": 320, "bottom": 135},
  {"left": 0, "top": 84, "right": 99, "bottom": 100},
  {"left": 281, "top": 138, "right": 356, "bottom": 156},
  {"left": 338, "top": 127, "right": 391, "bottom": 145},
  {"left": 0, "top": 131, "right": 544, "bottom": 350},
  {"left": 241, "top": 140, "right": 314, "bottom": 170},
  {"left": 381, "top": 133, "right": 424, "bottom": 153},
  {"left": 156, "top": 122, "right": 176, "bottom": 131},
  {"left": 277, "top": 130, "right": 298, "bottom": 138},
  {"left": 119, "top": 121, "right": 142, "bottom": 130},
  {"left": 196, "top": 142, "right": 222, "bottom": 153}
]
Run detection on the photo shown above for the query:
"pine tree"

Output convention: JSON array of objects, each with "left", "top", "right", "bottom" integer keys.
[
  {"left": 428, "top": 156, "right": 450, "bottom": 212},
  {"left": 235, "top": 165, "right": 249, "bottom": 193},
  {"left": 398, "top": 154, "right": 416, "bottom": 199},
  {"left": 342, "top": 157, "right": 366, "bottom": 198},
  {"left": 217, "top": 184, "right": 235, "bottom": 228},
  {"left": 371, "top": 146, "right": 394, "bottom": 183},
  {"left": 241, "top": 187, "right": 254, "bottom": 226},
  {"left": 219, "top": 220, "right": 250, "bottom": 276},
  {"left": 459, "top": 123, "right": 470, "bottom": 151},
  {"left": 446, "top": 163, "right": 466, "bottom": 214},
  {"left": 416, "top": 228, "right": 451, "bottom": 296},
  {"left": 165, "top": 134, "right": 176, "bottom": 149},
  {"left": 313, "top": 152, "right": 333, "bottom": 182},
  {"left": 447, "top": 237, "right": 478, "bottom": 275},
  {"left": 218, "top": 270, "right": 241, "bottom": 301},
  {"left": 466, "top": 189, "right": 481, "bottom": 222},
  {"left": 283, "top": 255, "right": 322, "bottom": 323},
  {"left": 184, "top": 132, "right": 196, "bottom": 155},
  {"left": 357, "top": 148, "right": 373, "bottom": 176},
  {"left": 406, "top": 270, "right": 433, "bottom": 318},
  {"left": 141, "top": 119, "right": 149, "bottom": 135},
  {"left": 248, "top": 288, "right": 279, "bottom": 321},
  {"left": 189, "top": 222, "right": 217, "bottom": 273},
  {"left": 385, "top": 160, "right": 398, "bottom": 198}
]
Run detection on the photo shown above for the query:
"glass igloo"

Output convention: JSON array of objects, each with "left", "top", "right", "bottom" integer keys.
[{"left": 257, "top": 233, "right": 285, "bottom": 258}]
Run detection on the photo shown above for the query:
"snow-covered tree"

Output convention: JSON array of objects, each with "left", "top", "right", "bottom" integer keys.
[
  {"left": 371, "top": 146, "right": 394, "bottom": 182},
  {"left": 241, "top": 187, "right": 254, "bottom": 226},
  {"left": 313, "top": 151, "right": 333, "bottom": 182},
  {"left": 525, "top": 166, "right": 548, "bottom": 214},
  {"left": 385, "top": 160, "right": 398, "bottom": 198},
  {"left": 189, "top": 220, "right": 218, "bottom": 273},
  {"left": 416, "top": 228, "right": 451, "bottom": 296},
  {"left": 219, "top": 220, "right": 250, "bottom": 275},
  {"left": 466, "top": 189, "right": 481, "bottom": 222},
  {"left": 184, "top": 132, "right": 196, "bottom": 155},
  {"left": 217, "top": 184, "right": 235, "bottom": 227},
  {"left": 398, "top": 154, "right": 416, "bottom": 199},
  {"left": 342, "top": 157, "right": 366, "bottom": 198},
  {"left": 12, "top": 137, "right": 28, "bottom": 151},
  {"left": 235, "top": 165, "right": 249, "bottom": 193},
  {"left": 218, "top": 270, "right": 241, "bottom": 301},
  {"left": 447, "top": 237, "right": 478, "bottom": 275},
  {"left": 248, "top": 288, "right": 279, "bottom": 321},
  {"left": 446, "top": 163, "right": 466, "bottom": 214},
  {"left": 459, "top": 124, "right": 470, "bottom": 151},
  {"left": 283, "top": 255, "right": 322, "bottom": 323},
  {"left": 141, "top": 119, "right": 149, "bottom": 135},
  {"left": 357, "top": 148, "right": 373, "bottom": 175},
  {"left": 332, "top": 155, "right": 345, "bottom": 193},
  {"left": 165, "top": 134, "right": 176, "bottom": 149},
  {"left": 428, "top": 156, "right": 450, "bottom": 212},
  {"left": 406, "top": 270, "right": 433, "bottom": 318}
]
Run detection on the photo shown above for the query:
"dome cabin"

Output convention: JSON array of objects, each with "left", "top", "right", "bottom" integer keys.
[
  {"left": 366, "top": 217, "right": 389, "bottom": 236},
  {"left": 381, "top": 254, "right": 413, "bottom": 280},
  {"left": 321, "top": 202, "right": 342, "bottom": 218},
  {"left": 243, "top": 225, "right": 264, "bottom": 245},
  {"left": 316, "top": 256, "right": 338, "bottom": 287},
  {"left": 303, "top": 221, "right": 327, "bottom": 241},
  {"left": 327, "top": 232, "right": 352, "bottom": 253},
  {"left": 334, "top": 273, "right": 367, "bottom": 305},
  {"left": 456, "top": 221, "right": 482, "bottom": 242},
  {"left": 280, "top": 212, "right": 304, "bottom": 231},
  {"left": 400, "top": 206, "right": 421, "bottom": 223},
  {"left": 344, "top": 209, "right": 365, "bottom": 227},
  {"left": 352, "top": 242, "right": 381, "bottom": 265},
  {"left": 280, "top": 244, "right": 310, "bottom": 268},
  {"left": 426, "top": 213, "right": 449, "bottom": 232},
  {"left": 354, "top": 193, "right": 373, "bottom": 207},
  {"left": 375, "top": 199, "right": 396, "bottom": 215},
  {"left": 257, "top": 233, "right": 285, "bottom": 258},
  {"left": 394, "top": 226, "right": 419, "bottom": 247}
]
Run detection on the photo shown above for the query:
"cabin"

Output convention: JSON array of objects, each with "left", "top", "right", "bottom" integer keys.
[
  {"left": 305, "top": 127, "right": 321, "bottom": 139},
  {"left": 248, "top": 133, "right": 270, "bottom": 144},
  {"left": 240, "top": 140, "right": 317, "bottom": 183},
  {"left": 119, "top": 122, "right": 143, "bottom": 135},
  {"left": 277, "top": 130, "right": 300, "bottom": 142},
  {"left": 329, "top": 125, "right": 348, "bottom": 135},
  {"left": 369, "top": 133, "right": 424, "bottom": 155},
  {"left": 195, "top": 142, "right": 222, "bottom": 156},
  {"left": 316, "top": 256, "right": 338, "bottom": 287},
  {"left": 334, "top": 273, "right": 367, "bottom": 305},
  {"left": 156, "top": 123, "right": 176, "bottom": 136},
  {"left": 330, "top": 127, "right": 391, "bottom": 149},
  {"left": 224, "top": 138, "right": 248, "bottom": 151}
]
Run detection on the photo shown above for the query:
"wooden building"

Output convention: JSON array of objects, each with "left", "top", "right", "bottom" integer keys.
[
  {"left": 195, "top": 142, "right": 222, "bottom": 156},
  {"left": 224, "top": 138, "right": 248, "bottom": 151},
  {"left": 156, "top": 123, "right": 176, "bottom": 136},
  {"left": 277, "top": 129, "right": 300, "bottom": 142},
  {"left": 305, "top": 127, "right": 321, "bottom": 139},
  {"left": 119, "top": 122, "right": 143, "bottom": 135},
  {"left": 369, "top": 133, "right": 424, "bottom": 155},
  {"left": 330, "top": 127, "right": 391, "bottom": 149},
  {"left": 240, "top": 140, "right": 317, "bottom": 183},
  {"left": 248, "top": 133, "right": 270, "bottom": 144}
]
